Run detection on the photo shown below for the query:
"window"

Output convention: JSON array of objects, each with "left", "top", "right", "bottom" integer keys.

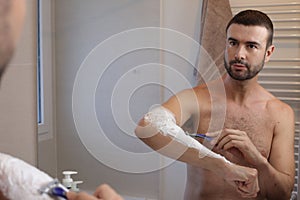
[
  {"left": 37, "top": 0, "right": 43, "bottom": 125},
  {"left": 37, "top": 0, "right": 54, "bottom": 141}
]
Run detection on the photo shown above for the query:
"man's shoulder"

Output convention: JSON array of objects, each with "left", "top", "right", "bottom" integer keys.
[
  {"left": 176, "top": 84, "right": 210, "bottom": 98},
  {"left": 266, "top": 97, "right": 294, "bottom": 118},
  {"left": 258, "top": 86, "right": 292, "bottom": 113}
]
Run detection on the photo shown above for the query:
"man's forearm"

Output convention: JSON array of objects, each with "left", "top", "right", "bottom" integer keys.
[
  {"left": 135, "top": 106, "right": 231, "bottom": 167},
  {"left": 257, "top": 157, "right": 294, "bottom": 199},
  {"left": 136, "top": 127, "right": 229, "bottom": 173}
]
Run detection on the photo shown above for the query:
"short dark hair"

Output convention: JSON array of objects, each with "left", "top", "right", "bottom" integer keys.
[{"left": 226, "top": 10, "right": 274, "bottom": 48}]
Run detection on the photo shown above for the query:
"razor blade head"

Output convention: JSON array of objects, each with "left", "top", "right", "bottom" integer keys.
[
  {"left": 38, "top": 179, "right": 69, "bottom": 199},
  {"left": 39, "top": 179, "right": 60, "bottom": 194}
]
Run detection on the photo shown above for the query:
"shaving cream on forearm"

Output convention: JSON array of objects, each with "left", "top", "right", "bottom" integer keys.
[
  {"left": 0, "top": 153, "right": 53, "bottom": 199},
  {"left": 143, "top": 106, "right": 230, "bottom": 163}
]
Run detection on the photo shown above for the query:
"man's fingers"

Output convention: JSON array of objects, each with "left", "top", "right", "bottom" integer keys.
[
  {"left": 94, "top": 184, "right": 123, "bottom": 200},
  {"left": 66, "top": 191, "right": 77, "bottom": 200},
  {"left": 235, "top": 181, "right": 258, "bottom": 198},
  {"left": 67, "top": 191, "right": 98, "bottom": 200}
]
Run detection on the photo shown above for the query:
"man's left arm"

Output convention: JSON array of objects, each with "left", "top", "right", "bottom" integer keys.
[
  {"left": 257, "top": 103, "right": 295, "bottom": 199},
  {"left": 215, "top": 103, "right": 295, "bottom": 199}
]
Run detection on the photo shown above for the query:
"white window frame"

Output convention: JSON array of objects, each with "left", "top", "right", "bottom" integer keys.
[{"left": 37, "top": 0, "right": 54, "bottom": 141}]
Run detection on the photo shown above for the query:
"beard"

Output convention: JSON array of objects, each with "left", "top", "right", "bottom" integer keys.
[{"left": 224, "top": 56, "right": 265, "bottom": 81}]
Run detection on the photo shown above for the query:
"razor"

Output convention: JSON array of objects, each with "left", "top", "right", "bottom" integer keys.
[
  {"left": 38, "top": 179, "right": 69, "bottom": 199},
  {"left": 187, "top": 132, "right": 213, "bottom": 141}
]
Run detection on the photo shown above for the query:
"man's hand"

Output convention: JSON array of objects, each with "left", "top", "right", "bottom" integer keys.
[
  {"left": 214, "top": 128, "right": 263, "bottom": 166},
  {"left": 67, "top": 184, "right": 123, "bottom": 200},
  {"left": 93, "top": 184, "right": 123, "bottom": 200},
  {"left": 67, "top": 191, "right": 98, "bottom": 200},
  {"left": 223, "top": 163, "right": 260, "bottom": 198},
  {"left": 208, "top": 129, "right": 261, "bottom": 198}
]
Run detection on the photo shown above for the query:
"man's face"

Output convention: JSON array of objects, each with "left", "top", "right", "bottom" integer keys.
[
  {"left": 224, "top": 24, "right": 274, "bottom": 81},
  {"left": 0, "top": 0, "right": 26, "bottom": 80}
]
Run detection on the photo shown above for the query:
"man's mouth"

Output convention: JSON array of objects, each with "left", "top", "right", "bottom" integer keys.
[{"left": 232, "top": 63, "right": 247, "bottom": 70}]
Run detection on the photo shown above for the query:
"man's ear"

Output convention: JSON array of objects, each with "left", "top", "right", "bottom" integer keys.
[{"left": 265, "top": 45, "right": 275, "bottom": 62}]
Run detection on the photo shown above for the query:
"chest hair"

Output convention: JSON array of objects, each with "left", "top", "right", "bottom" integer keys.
[{"left": 225, "top": 105, "right": 274, "bottom": 158}]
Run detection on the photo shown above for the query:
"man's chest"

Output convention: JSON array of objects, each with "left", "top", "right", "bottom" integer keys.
[
  {"left": 224, "top": 107, "right": 274, "bottom": 158},
  {"left": 196, "top": 103, "right": 275, "bottom": 158}
]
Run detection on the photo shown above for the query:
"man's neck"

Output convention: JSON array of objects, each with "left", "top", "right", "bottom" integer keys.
[{"left": 223, "top": 74, "right": 260, "bottom": 105}]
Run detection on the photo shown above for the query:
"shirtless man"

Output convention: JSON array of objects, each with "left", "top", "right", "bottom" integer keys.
[{"left": 135, "top": 10, "right": 295, "bottom": 199}]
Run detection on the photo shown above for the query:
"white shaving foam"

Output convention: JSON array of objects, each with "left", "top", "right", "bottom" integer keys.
[
  {"left": 0, "top": 153, "right": 53, "bottom": 200},
  {"left": 144, "top": 106, "right": 230, "bottom": 163}
]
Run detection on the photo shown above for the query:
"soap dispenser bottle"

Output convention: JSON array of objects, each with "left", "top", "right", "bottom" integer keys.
[{"left": 62, "top": 171, "right": 78, "bottom": 189}]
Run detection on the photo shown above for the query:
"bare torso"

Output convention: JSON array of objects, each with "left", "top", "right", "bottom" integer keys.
[{"left": 184, "top": 84, "right": 276, "bottom": 200}]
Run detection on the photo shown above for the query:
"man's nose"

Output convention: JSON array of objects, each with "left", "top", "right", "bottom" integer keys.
[{"left": 235, "top": 46, "right": 246, "bottom": 60}]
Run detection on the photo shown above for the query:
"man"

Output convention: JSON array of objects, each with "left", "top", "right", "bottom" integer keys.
[
  {"left": 0, "top": 1, "right": 122, "bottom": 199},
  {"left": 135, "top": 10, "right": 295, "bottom": 199}
]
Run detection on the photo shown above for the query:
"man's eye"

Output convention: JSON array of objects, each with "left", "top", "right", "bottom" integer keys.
[
  {"left": 229, "top": 41, "right": 237, "bottom": 46},
  {"left": 248, "top": 44, "right": 257, "bottom": 49}
]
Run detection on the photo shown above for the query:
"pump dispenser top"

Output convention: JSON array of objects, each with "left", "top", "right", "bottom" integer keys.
[
  {"left": 62, "top": 171, "right": 78, "bottom": 189},
  {"left": 71, "top": 181, "right": 83, "bottom": 192}
]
